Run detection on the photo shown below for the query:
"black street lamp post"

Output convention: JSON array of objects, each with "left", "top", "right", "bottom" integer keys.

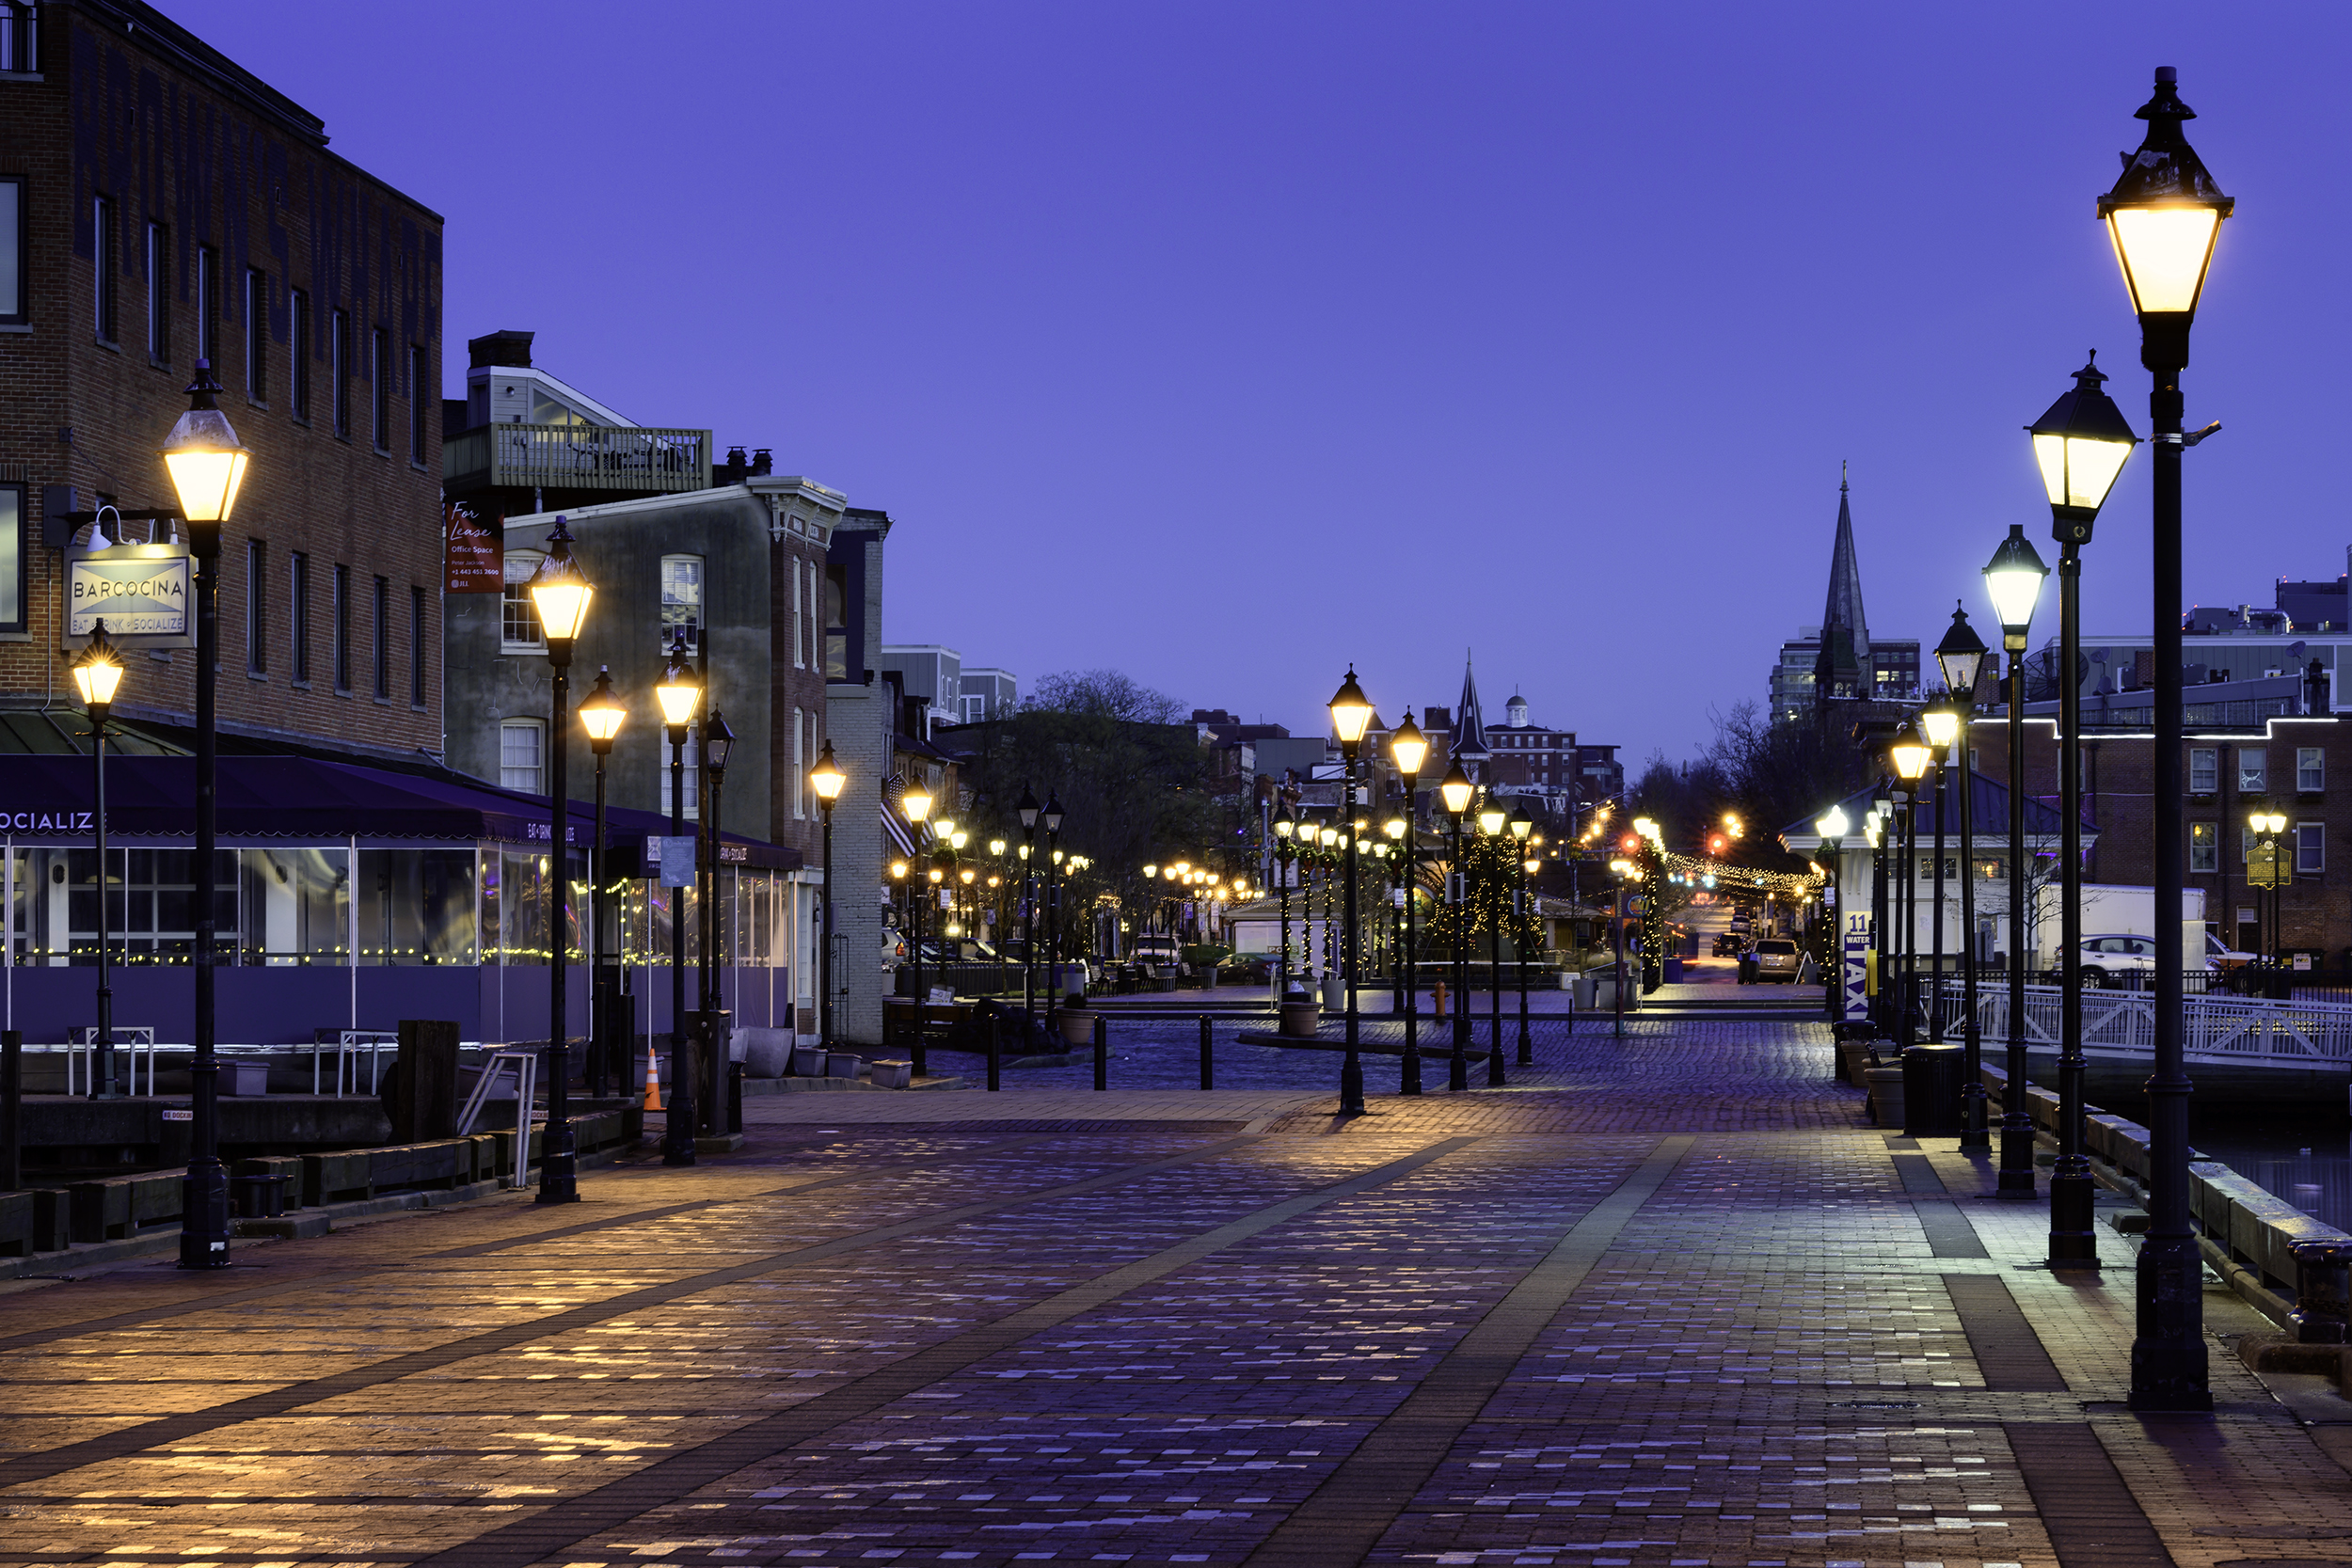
[
  {"left": 811, "top": 743, "right": 846, "bottom": 1048},
  {"left": 526, "top": 521, "right": 595, "bottom": 1203},
  {"left": 901, "top": 781, "right": 934, "bottom": 1074},
  {"left": 698, "top": 710, "right": 735, "bottom": 1131},
  {"left": 1478, "top": 797, "right": 1507, "bottom": 1087},
  {"left": 157, "top": 360, "right": 248, "bottom": 1270},
  {"left": 1888, "top": 721, "right": 1931, "bottom": 1053},
  {"left": 578, "top": 670, "right": 626, "bottom": 1101},
  {"left": 1510, "top": 805, "right": 1534, "bottom": 1068},
  {"left": 1017, "top": 784, "right": 1040, "bottom": 1029},
  {"left": 1985, "top": 525, "right": 2049, "bottom": 1196},
  {"left": 1933, "top": 609, "right": 1992, "bottom": 1151},
  {"left": 2100, "top": 64, "right": 2231, "bottom": 1412},
  {"left": 1328, "top": 669, "right": 1375, "bottom": 1115},
  {"left": 1815, "top": 806, "right": 1849, "bottom": 1025},
  {"left": 1041, "top": 792, "right": 1065, "bottom": 1029},
  {"left": 1391, "top": 714, "right": 1429, "bottom": 1097},
  {"left": 654, "top": 639, "right": 702, "bottom": 1166},
  {"left": 1438, "top": 761, "right": 1474, "bottom": 1089},
  {"left": 2026, "top": 354, "right": 2138, "bottom": 1272},
  {"left": 72, "top": 623, "right": 125, "bottom": 1101}
]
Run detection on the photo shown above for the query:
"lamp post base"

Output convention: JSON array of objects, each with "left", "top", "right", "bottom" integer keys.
[
  {"left": 1340, "top": 1051, "right": 1364, "bottom": 1115},
  {"left": 2128, "top": 1232, "right": 2214, "bottom": 1412},
  {"left": 178, "top": 1164, "right": 232, "bottom": 1269},
  {"left": 2049, "top": 1166, "right": 2101, "bottom": 1267}
]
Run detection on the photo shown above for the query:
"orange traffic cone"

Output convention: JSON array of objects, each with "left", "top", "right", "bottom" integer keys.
[{"left": 642, "top": 1044, "right": 662, "bottom": 1111}]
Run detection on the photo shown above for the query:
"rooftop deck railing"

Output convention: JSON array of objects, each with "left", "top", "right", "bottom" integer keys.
[{"left": 443, "top": 423, "right": 712, "bottom": 496}]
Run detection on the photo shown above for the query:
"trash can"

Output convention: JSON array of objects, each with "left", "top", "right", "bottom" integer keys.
[{"left": 1901, "top": 1043, "right": 1966, "bottom": 1137}]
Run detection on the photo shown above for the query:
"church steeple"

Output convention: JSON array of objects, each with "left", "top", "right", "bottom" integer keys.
[
  {"left": 1814, "top": 464, "right": 1872, "bottom": 704},
  {"left": 1453, "top": 652, "right": 1491, "bottom": 768}
]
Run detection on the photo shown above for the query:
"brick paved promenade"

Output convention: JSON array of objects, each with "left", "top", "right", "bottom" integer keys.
[{"left": 1, "top": 1019, "right": 2345, "bottom": 1567}]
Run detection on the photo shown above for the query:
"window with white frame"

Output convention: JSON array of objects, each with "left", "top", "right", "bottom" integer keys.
[
  {"left": 144, "top": 222, "right": 168, "bottom": 359},
  {"left": 2297, "top": 821, "right": 2325, "bottom": 875},
  {"left": 500, "top": 721, "right": 545, "bottom": 794},
  {"left": 791, "top": 705, "right": 804, "bottom": 819},
  {"left": 2188, "top": 821, "right": 2217, "bottom": 874},
  {"left": 2240, "top": 747, "right": 2266, "bottom": 793},
  {"left": 2298, "top": 748, "right": 2325, "bottom": 792},
  {"left": 502, "top": 550, "right": 544, "bottom": 651},
  {"left": 790, "top": 557, "right": 804, "bottom": 669},
  {"left": 660, "top": 554, "right": 702, "bottom": 650},
  {"left": 2189, "top": 748, "right": 2217, "bottom": 795},
  {"left": 659, "top": 743, "right": 700, "bottom": 819},
  {"left": 0, "top": 174, "right": 23, "bottom": 328}
]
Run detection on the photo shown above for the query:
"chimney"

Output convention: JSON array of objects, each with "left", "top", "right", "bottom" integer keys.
[
  {"left": 714, "top": 447, "right": 750, "bottom": 486},
  {"left": 467, "top": 329, "right": 534, "bottom": 370},
  {"left": 750, "top": 448, "right": 772, "bottom": 476}
]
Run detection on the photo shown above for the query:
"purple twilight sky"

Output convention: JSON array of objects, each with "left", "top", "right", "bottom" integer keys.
[{"left": 169, "top": 1, "right": 2352, "bottom": 776}]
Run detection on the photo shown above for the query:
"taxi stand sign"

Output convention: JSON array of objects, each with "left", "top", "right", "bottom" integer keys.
[{"left": 66, "top": 536, "right": 193, "bottom": 648}]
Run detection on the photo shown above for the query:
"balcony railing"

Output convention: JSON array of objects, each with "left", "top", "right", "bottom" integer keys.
[{"left": 443, "top": 423, "right": 712, "bottom": 497}]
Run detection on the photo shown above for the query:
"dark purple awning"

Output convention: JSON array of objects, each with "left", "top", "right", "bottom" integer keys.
[{"left": 0, "top": 753, "right": 801, "bottom": 870}]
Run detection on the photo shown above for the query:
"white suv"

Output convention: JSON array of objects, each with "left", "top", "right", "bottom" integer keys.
[{"left": 2079, "top": 933, "right": 2155, "bottom": 988}]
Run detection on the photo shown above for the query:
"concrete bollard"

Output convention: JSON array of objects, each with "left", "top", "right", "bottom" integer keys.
[
  {"left": 1093, "top": 1015, "right": 1108, "bottom": 1091},
  {"left": 987, "top": 1012, "right": 1002, "bottom": 1092},
  {"left": 2291, "top": 1239, "right": 2352, "bottom": 1344},
  {"left": 1200, "top": 1015, "right": 1213, "bottom": 1090}
]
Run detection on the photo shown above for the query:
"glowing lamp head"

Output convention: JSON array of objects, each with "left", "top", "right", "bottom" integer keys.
[
  {"left": 1920, "top": 700, "right": 1963, "bottom": 750},
  {"left": 158, "top": 361, "right": 249, "bottom": 524},
  {"left": 1327, "top": 666, "right": 1375, "bottom": 753},
  {"left": 1389, "top": 713, "right": 1429, "bottom": 779},
  {"left": 1143, "top": 863, "right": 1157, "bottom": 878},
  {"left": 1933, "top": 602, "right": 1990, "bottom": 705},
  {"left": 1383, "top": 816, "right": 1406, "bottom": 840},
  {"left": 1272, "top": 817, "right": 1294, "bottom": 841},
  {"left": 1816, "top": 804, "right": 1850, "bottom": 842},
  {"left": 654, "top": 636, "right": 702, "bottom": 730},
  {"left": 901, "top": 783, "right": 933, "bottom": 824},
  {"left": 1981, "top": 525, "right": 2050, "bottom": 651},
  {"left": 808, "top": 740, "right": 847, "bottom": 803},
  {"left": 1320, "top": 827, "right": 1339, "bottom": 848},
  {"left": 2099, "top": 68, "right": 2233, "bottom": 357},
  {"left": 890, "top": 861, "right": 909, "bottom": 880},
  {"left": 989, "top": 838, "right": 1006, "bottom": 855},
  {"left": 1438, "top": 760, "right": 1474, "bottom": 818},
  {"left": 1508, "top": 805, "right": 1534, "bottom": 842},
  {"left": 1017, "top": 784, "right": 1041, "bottom": 830},
  {"left": 525, "top": 518, "right": 596, "bottom": 642},
  {"left": 578, "top": 667, "right": 627, "bottom": 750},
  {"left": 72, "top": 620, "right": 125, "bottom": 712},
  {"left": 2026, "top": 355, "right": 2138, "bottom": 546},
  {"left": 1887, "top": 719, "right": 1931, "bottom": 783},
  {"left": 1041, "top": 793, "right": 1065, "bottom": 833},
  {"left": 950, "top": 831, "right": 967, "bottom": 851}
]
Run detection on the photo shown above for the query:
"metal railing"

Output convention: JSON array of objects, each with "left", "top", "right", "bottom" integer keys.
[
  {"left": 1936, "top": 977, "right": 2352, "bottom": 1069},
  {"left": 443, "top": 423, "right": 712, "bottom": 496}
]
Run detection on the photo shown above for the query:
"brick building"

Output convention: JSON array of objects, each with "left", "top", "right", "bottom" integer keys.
[
  {"left": 1971, "top": 705, "right": 2352, "bottom": 964},
  {"left": 0, "top": 0, "right": 444, "bottom": 757}
]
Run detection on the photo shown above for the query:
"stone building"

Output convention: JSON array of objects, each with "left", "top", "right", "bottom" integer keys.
[{"left": 0, "top": 0, "right": 445, "bottom": 758}]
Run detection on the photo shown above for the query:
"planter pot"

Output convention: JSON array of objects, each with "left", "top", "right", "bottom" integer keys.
[
  {"left": 1863, "top": 1065, "right": 1906, "bottom": 1129},
  {"left": 869, "top": 1059, "right": 914, "bottom": 1089},
  {"left": 221, "top": 1059, "right": 270, "bottom": 1096},
  {"left": 740, "top": 1027, "right": 792, "bottom": 1079},
  {"left": 1279, "top": 999, "right": 1321, "bottom": 1038},
  {"left": 1058, "top": 1009, "right": 1096, "bottom": 1048},
  {"left": 825, "top": 1052, "right": 866, "bottom": 1080},
  {"left": 791, "top": 1047, "right": 830, "bottom": 1077}
]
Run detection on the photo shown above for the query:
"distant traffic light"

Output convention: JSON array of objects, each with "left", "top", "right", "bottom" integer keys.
[
  {"left": 1708, "top": 832, "right": 1727, "bottom": 855},
  {"left": 1621, "top": 832, "right": 1642, "bottom": 854}
]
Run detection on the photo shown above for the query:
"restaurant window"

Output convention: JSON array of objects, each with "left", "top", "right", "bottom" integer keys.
[
  {"left": 371, "top": 326, "right": 389, "bottom": 451},
  {"left": 2298, "top": 748, "right": 2325, "bottom": 793},
  {"left": 2189, "top": 748, "right": 2216, "bottom": 795},
  {"left": 0, "top": 175, "right": 17, "bottom": 325},
  {"left": 329, "top": 309, "right": 350, "bottom": 438},
  {"left": 354, "top": 848, "right": 478, "bottom": 966},
  {"left": 91, "top": 194, "right": 116, "bottom": 342},
  {"left": 196, "top": 245, "right": 217, "bottom": 367},
  {"left": 408, "top": 344, "right": 428, "bottom": 463},
  {"left": 2297, "top": 821, "right": 2326, "bottom": 875},
  {"left": 660, "top": 554, "right": 702, "bottom": 649},
  {"left": 332, "top": 562, "right": 351, "bottom": 692},
  {"left": 289, "top": 551, "right": 310, "bottom": 683},
  {"left": 2188, "top": 822, "right": 2217, "bottom": 874},
  {"left": 2240, "top": 748, "right": 2266, "bottom": 794},
  {"left": 372, "top": 575, "right": 389, "bottom": 699},
  {"left": 0, "top": 483, "right": 22, "bottom": 633},
  {"left": 409, "top": 585, "right": 426, "bottom": 706},
  {"left": 245, "top": 539, "right": 266, "bottom": 674},
  {"left": 501, "top": 720, "right": 544, "bottom": 794},
  {"left": 143, "top": 222, "right": 167, "bottom": 358},
  {"left": 289, "top": 290, "right": 310, "bottom": 420},
  {"left": 502, "top": 551, "right": 544, "bottom": 651},
  {"left": 245, "top": 268, "right": 266, "bottom": 400},
  {"left": 238, "top": 847, "right": 350, "bottom": 966}
]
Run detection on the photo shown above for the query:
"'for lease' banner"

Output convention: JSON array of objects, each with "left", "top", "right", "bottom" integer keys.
[{"left": 445, "top": 501, "right": 501, "bottom": 594}]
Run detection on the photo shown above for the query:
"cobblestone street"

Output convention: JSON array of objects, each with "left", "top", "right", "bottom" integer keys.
[{"left": 2, "top": 1019, "right": 2345, "bottom": 1567}]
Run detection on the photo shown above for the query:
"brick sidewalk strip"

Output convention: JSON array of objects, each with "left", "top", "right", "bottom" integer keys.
[
  {"left": 1237, "top": 1135, "right": 1693, "bottom": 1567},
  {"left": 406, "top": 1137, "right": 1485, "bottom": 1568},
  {"left": 6, "top": 1017, "right": 2352, "bottom": 1567}
]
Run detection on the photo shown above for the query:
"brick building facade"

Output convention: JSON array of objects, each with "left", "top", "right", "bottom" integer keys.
[
  {"left": 1971, "top": 712, "right": 2352, "bottom": 964},
  {"left": 0, "top": 1, "right": 443, "bottom": 755}
]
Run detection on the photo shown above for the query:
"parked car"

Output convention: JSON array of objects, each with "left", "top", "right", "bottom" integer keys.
[
  {"left": 2077, "top": 933, "right": 2156, "bottom": 987},
  {"left": 1750, "top": 937, "right": 1803, "bottom": 983},
  {"left": 2205, "top": 932, "right": 2257, "bottom": 969},
  {"left": 1711, "top": 931, "right": 1744, "bottom": 958}
]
